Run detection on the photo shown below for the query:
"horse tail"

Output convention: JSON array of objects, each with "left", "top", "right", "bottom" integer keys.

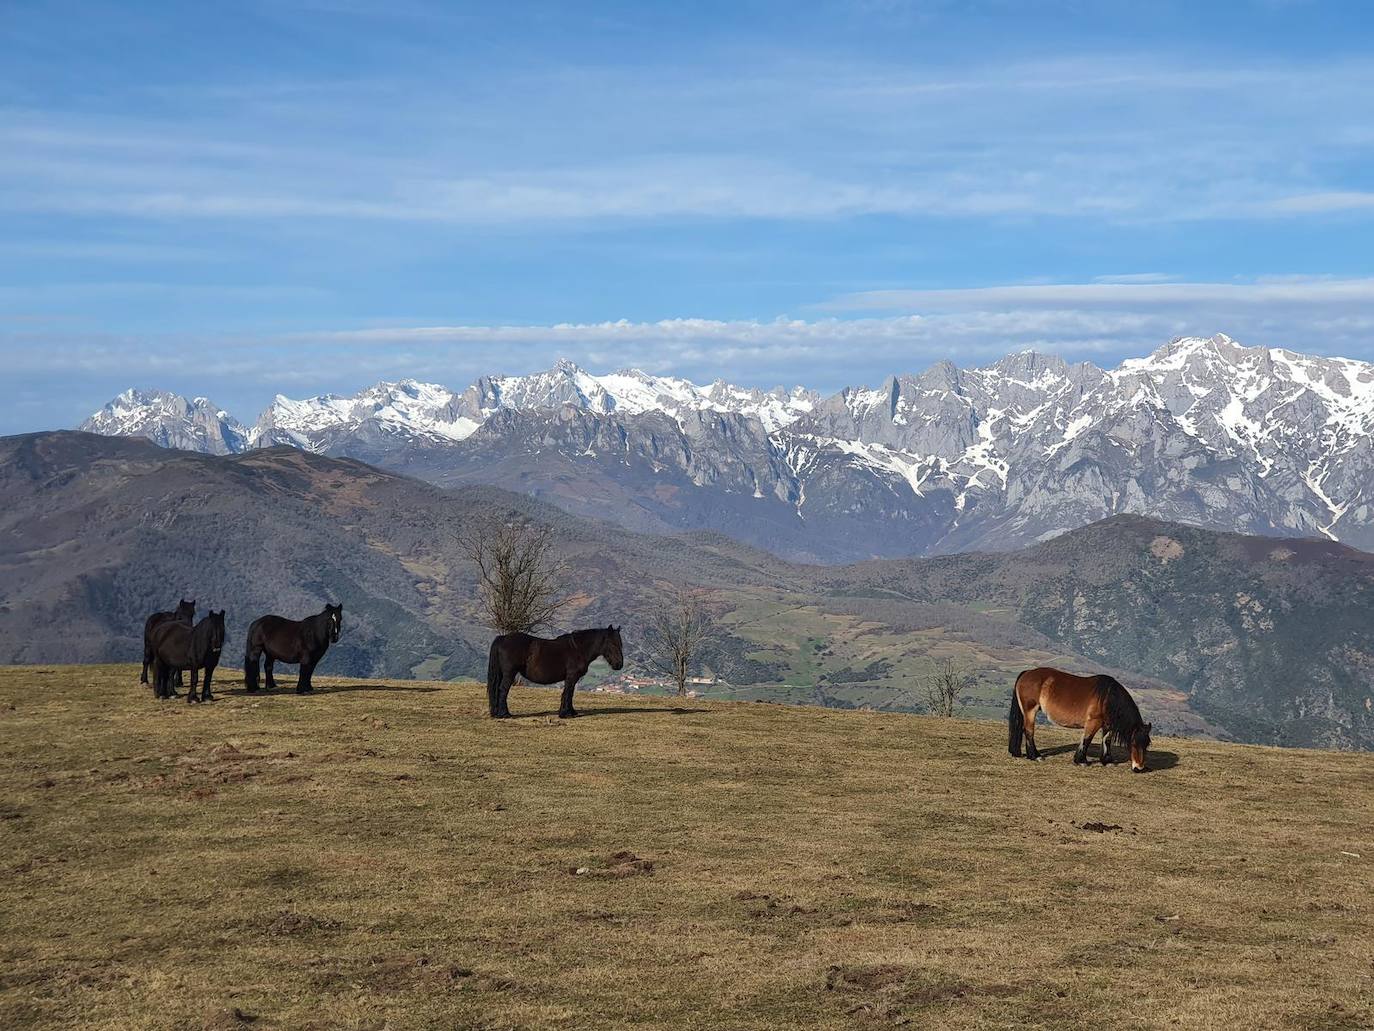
[
  {"left": 486, "top": 637, "right": 503, "bottom": 715},
  {"left": 1008, "top": 670, "right": 1029, "bottom": 756},
  {"left": 140, "top": 615, "right": 155, "bottom": 684},
  {"left": 243, "top": 620, "right": 261, "bottom": 691}
]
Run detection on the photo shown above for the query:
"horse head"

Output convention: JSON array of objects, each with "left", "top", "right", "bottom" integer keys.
[
  {"left": 206, "top": 610, "right": 226, "bottom": 655},
  {"left": 1129, "top": 722, "right": 1153, "bottom": 773},
  {"left": 604, "top": 624, "right": 624, "bottom": 670},
  {"left": 326, "top": 603, "right": 343, "bottom": 643},
  {"left": 176, "top": 598, "right": 196, "bottom": 622}
]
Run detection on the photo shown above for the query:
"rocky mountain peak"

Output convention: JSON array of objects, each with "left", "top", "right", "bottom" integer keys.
[{"left": 76, "top": 336, "right": 1374, "bottom": 559}]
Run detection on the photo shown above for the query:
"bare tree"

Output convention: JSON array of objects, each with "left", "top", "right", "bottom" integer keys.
[
  {"left": 455, "top": 518, "right": 568, "bottom": 635},
  {"left": 924, "top": 657, "right": 974, "bottom": 717},
  {"left": 643, "top": 587, "right": 715, "bottom": 696}
]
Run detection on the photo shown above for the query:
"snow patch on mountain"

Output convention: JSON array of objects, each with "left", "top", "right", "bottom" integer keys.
[{"left": 77, "top": 336, "right": 1374, "bottom": 555}]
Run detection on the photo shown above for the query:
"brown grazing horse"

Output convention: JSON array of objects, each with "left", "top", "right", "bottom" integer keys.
[
  {"left": 141, "top": 598, "right": 195, "bottom": 690},
  {"left": 1008, "top": 667, "right": 1152, "bottom": 772},
  {"left": 486, "top": 626, "right": 624, "bottom": 719},
  {"left": 150, "top": 610, "right": 226, "bottom": 704}
]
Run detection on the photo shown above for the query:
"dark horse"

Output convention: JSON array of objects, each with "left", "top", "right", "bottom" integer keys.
[
  {"left": 244, "top": 603, "right": 343, "bottom": 694},
  {"left": 149, "top": 610, "right": 226, "bottom": 703},
  {"left": 1008, "top": 667, "right": 1153, "bottom": 772},
  {"left": 486, "top": 625, "right": 624, "bottom": 719},
  {"left": 141, "top": 598, "right": 195, "bottom": 690}
]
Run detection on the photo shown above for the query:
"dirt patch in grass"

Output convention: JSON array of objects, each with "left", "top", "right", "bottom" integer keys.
[
  {"left": 569, "top": 850, "right": 656, "bottom": 878},
  {"left": 825, "top": 963, "right": 975, "bottom": 1024}
]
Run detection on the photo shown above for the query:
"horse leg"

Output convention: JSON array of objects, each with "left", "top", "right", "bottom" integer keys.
[
  {"left": 558, "top": 674, "right": 581, "bottom": 719},
  {"left": 1101, "top": 730, "right": 1113, "bottom": 766},
  {"left": 495, "top": 671, "right": 516, "bottom": 718},
  {"left": 265, "top": 656, "right": 279, "bottom": 691},
  {"left": 155, "top": 649, "right": 180, "bottom": 696},
  {"left": 141, "top": 640, "right": 150, "bottom": 685},
  {"left": 244, "top": 644, "right": 260, "bottom": 692},
  {"left": 297, "top": 659, "right": 315, "bottom": 694},
  {"left": 202, "top": 664, "right": 215, "bottom": 702},
  {"left": 186, "top": 667, "right": 199, "bottom": 704},
  {"left": 1075, "top": 715, "right": 1102, "bottom": 765},
  {"left": 1023, "top": 703, "right": 1041, "bottom": 760}
]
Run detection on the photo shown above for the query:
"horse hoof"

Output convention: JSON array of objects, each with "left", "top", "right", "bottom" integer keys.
[{"left": 559, "top": 711, "right": 579, "bottom": 719}]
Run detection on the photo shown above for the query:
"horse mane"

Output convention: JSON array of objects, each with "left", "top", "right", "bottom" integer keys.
[
  {"left": 1095, "top": 675, "right": 1143, "bottom": 738},
  {"left": 566, "top": 626, "right": 603, "bottom": 652}
]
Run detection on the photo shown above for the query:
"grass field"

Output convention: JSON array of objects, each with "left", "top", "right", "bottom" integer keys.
[{"left": 3, "top": 665, "right": 1373, "bottom": 1030}]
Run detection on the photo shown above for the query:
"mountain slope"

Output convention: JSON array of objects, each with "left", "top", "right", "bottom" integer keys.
[
  {"left": 78, "top": 335, "right": 1374, "bottom": 561},
  {"left": 4, "top": 431, "right": 1374, "bottom": 749}
]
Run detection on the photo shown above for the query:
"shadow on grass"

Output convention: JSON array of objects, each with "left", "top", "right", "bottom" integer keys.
[
  {"left": 1023, "top": 743, "right": 1182, "bottom": 771},
  {"left": 224, "top": 683, "right": 444, "bottom": 696},
  {"left": 516, "top": 706, "right": 709, "bottom": 719}
]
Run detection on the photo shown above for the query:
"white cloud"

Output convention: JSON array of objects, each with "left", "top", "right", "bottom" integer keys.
[
  {"left": 2, "top": 55, "right": 1372, "bottom": 226},
  {"left": 821, "top": 277, "right": 1374, "bottom": 312}
]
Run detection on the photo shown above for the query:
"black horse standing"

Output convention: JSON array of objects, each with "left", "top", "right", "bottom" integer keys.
[
  {"left": 149, "top": 610, "right": 226, "bottom": 703},
  {"left": 244, "top": 603, "right": 343, "bottom": 693},
  {"left": 141, "top": 598, "right": 195, "bottom": 690},
  {"left": 486, "top": 625, "right": 624, "bottom": 719}
]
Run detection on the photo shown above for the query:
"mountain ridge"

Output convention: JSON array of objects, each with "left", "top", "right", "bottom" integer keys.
[{"left": 78, "top": 334, "right": 1374, "bottom": 560}]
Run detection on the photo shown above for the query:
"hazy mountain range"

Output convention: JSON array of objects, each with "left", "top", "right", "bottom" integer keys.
[{"left": 81, "top": 335, "right": 1374, "bottom": 562}]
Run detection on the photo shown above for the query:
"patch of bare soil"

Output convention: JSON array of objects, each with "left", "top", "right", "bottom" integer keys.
[
  {"left": 309, "top": 953, "right": 511, "bottom": 995},
  {"left": 132, "top": 741, "right": 302, "bottom": 795},
  {"left": 570, "top": 850, "right": 655, "bottom": 878},
  {"left": 824, "top": 964, "right": 974, "bottom": 1024}
]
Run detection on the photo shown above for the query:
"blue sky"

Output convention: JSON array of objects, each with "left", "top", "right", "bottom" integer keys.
[{"left": 3, "top": 0, "right": 1374, "bottom": 432}]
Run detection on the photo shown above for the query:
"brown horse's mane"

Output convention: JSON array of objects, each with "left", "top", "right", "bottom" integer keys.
[{"left": 1095, "top": 675, "right": 1147, "bottom": 743}]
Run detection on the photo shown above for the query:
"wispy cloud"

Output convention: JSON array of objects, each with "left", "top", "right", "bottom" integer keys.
[
  {"left": 822, "top": 277, "right": 1374, "bottom": 312},
  {"left": 3, "top": 54, "right": 1373, "bottom": 226}
]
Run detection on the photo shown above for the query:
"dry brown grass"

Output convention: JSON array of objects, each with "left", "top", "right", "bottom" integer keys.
[{"left": 2, "top": 664, "right": 1373, "bottom": 1030}]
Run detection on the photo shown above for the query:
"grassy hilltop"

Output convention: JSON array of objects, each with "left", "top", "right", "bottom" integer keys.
[{"left": 2, "top": 666, "right": 1373, "bottom": 1030}]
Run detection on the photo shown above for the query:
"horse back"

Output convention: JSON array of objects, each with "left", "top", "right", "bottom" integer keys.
[
  {"left": 494, "top": 631, "right": 571, "bottom": 685},
  {"left": 1018, "top": 667, "right": 1103, "bottom": 729},
  {"left": 149, "top": 620, "right": 192, "bottom": 663},
  {"left": 144, "top": 610, "right": 175, "bottom": 640}
]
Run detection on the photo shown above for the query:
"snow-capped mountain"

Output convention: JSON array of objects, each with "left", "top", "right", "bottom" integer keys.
[
  {"left": 77, "top": 336, "right": 1374, "bottom": 560},
  {"left": 79, "top": 389, "right": 250, "bottom": 456},
  {"left": 252, "top": 360, "right": 819, "bottom": 454}
]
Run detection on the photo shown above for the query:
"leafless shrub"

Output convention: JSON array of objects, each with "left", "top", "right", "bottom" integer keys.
[
  {"left": 924, "top": 657, "right": 974, "bottom": 717},
  {"left": 455, "top": 519, "right": 568, "bottom": 635},
  {"left": 643, "top": 587, "right": 715, "bottom": 696}
]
